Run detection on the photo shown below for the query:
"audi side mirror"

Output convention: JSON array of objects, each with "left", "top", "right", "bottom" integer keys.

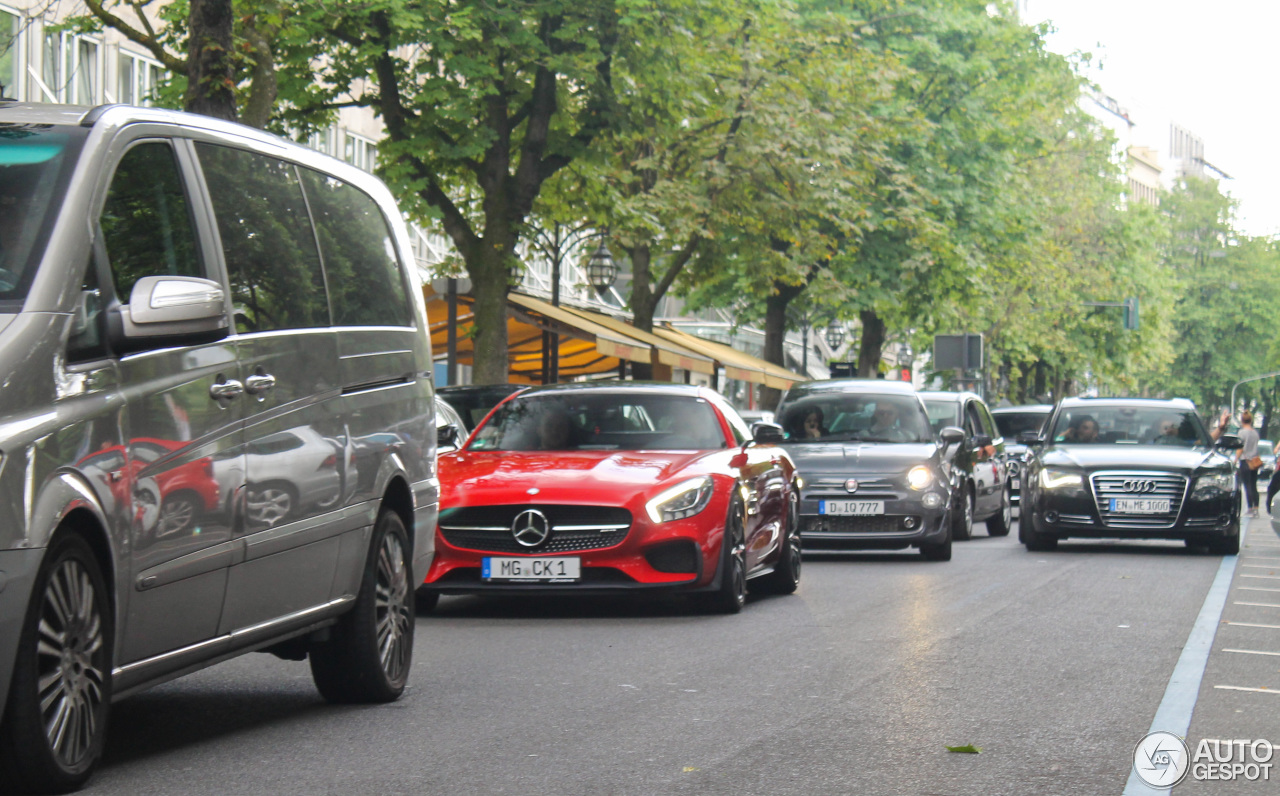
[{"left": 1217, "top": 433, "right": 1243, "bottom": 451}]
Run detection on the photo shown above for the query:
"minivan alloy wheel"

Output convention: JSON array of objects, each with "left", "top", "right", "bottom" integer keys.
[
  {"left": 37, "top": 558, "right": 107, "bottom": 767},
  {"left": 375, "top": 532, "right": 413, "bottom": 684}
]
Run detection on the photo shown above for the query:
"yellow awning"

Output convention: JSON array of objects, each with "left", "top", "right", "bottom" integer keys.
[
  {"left": 654, "top": 326, "right": 809, "bottom": 389},
  {"left": 555, "top": 305, "right": 716, "bottom": 375}
]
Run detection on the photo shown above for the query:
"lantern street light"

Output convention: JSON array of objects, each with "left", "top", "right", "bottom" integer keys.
[
  {"left": 824, "top": 324, "right": 847, "bottom": 350},
  {"left": 585, "top": 238, "right": 617, "bottom": 292}
]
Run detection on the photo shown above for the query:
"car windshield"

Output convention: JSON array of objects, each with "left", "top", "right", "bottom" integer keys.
[
  {"left": 1259, "top": 440, "right": 1274, "bottom": 458},
  {"left": 1049, "top": 406, "right": 1210, "bottom": 447},
  {"left": 994, "top": 411, "right": 1050, "bottom": 438},
  {"left": 468, "top": 393, "right": 726, "bottom": 452},
  {"left": 0, "top": 124, "right": 86, "bottom": 304},
  {"left": 778, "top": 393, "right": 932, "bottom": 444}
]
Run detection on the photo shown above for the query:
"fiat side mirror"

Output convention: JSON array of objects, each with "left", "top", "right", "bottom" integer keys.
[
  {"left": 752, "top": 422, "right": 785, "bottom": 444},
  {"left": 938, "top": 426, "right": 965, "bottom": 448}
]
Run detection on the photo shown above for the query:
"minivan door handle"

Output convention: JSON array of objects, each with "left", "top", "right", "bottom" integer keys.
[
  {"left": 209, "top": 378, "right": 244, "bottom": 403},
  {"left": 244, "top": 373, "right": 277, "bottom": 396}
]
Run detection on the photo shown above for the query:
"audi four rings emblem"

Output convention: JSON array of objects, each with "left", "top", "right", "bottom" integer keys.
[
  {"left": 1122, "top": 479, "right": 1158, "bottom": 493},
  {"left": 511, "top": 509, "right": 552, "bottom": 547}
]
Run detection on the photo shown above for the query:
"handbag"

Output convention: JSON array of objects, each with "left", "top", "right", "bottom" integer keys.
[{"left": 1248, "top": 455, "right": 1264, "bottom": 470}]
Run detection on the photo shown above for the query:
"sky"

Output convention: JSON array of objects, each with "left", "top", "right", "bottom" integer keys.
[{"left": 1025, "top": 1, "right": 1280, "bottom": 237}]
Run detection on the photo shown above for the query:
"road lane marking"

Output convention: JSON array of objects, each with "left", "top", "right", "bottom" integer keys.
[
  {"left": 1123, "top": 547, "right": 1238, "bottom": 796},
  {"left": 1223, "top": 648, "right": 1280, "bottom": 657},
  {"left": 1239, "top": 587, "right": 1280, "bottom": 594},
  {"left": 1241, "top": 574, "right": 1280, "bottom": 580},
  {"left": 1225, "top": 621, "right": 1280, "bottom": 629},
  {"left": 1241, "top": 564, "right": 1279, "bottom": 569},
  {"left": 1234, "top": 601, "right": 1280, "bottom": 608},
  {"left": 1213, "top": 685, "right": 1280, "bottom": 694}
]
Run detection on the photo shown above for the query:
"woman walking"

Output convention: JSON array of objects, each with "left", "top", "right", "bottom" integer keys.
[{"left": 1237, "top": 411, "right": 1261, "bottom": 518}]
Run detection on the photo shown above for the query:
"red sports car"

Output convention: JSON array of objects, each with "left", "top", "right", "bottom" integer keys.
[{"left": 419, "top": 383, "right": 801, "bottom": 613}]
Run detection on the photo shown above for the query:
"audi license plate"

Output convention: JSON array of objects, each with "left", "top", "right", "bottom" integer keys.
[
  {"left": 820, "top": 500, "right": 885, "bottom": 516},
  {"left": 1109, "top": 498, "right": 1170, "bottom": 514},
  {"left": 483, "top": 557, "right": 581, "bottom": 583}
]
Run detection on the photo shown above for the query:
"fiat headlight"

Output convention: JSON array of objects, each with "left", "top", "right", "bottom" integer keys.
[
  {"left": 906, "top": 465, "right": 933, "bottom": 490},
  {"left": 1041, "top": 468, "right": 1084, "bottom": 491},
  {"left": 646, "top": 476, "right": 715, "bottom": 523},
  {"left": 1195, "top": 472, "right": 1235, "bottom": 493}
]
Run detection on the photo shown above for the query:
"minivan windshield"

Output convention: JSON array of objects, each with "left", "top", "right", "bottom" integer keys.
[{"left": 0, "top": 124, "right": 86, "bottom": 304}]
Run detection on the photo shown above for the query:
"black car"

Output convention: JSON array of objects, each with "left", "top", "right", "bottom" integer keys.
[
  {"left": 774, "top": 380, "right": 964, "bottom": 561},
  {"left": 1020, "top": 397, "right": 1242, "bottom": 553},
  {"left": 920, "top": 391, "right": 1012, "bottom": 539},
  {"left": 437, "top": 383, "right": 526, "bottom": 430},
  {"left": 991, "top": 404, "right": 1053, "bottom": 512}
]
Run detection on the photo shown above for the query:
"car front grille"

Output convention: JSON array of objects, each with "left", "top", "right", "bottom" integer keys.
[
  {"left": 800, "top": 515, "right": 910, "bottom": 535},
  {"left": 804, "top": 475, "right": 900, "bottom": 500},
  {"left": 439, "top": 504, "right": 631, "bottom": 554},
  {"left": 1091, "top": 472, "right": 1188, "bottom": 528}
]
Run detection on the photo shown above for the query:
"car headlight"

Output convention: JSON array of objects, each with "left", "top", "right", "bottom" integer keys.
[
  {"left": 906, "top": 465, "right": 933, "bottom": 490},
  {"left": 1195, "top": 472, "right": 1235, "bottom": 492},
  {"left": 1040, "top": 468, "right": 1084, "bottom": 490},
  {"left": 646, "top": 476, "right": 715, "bottom": 523}
]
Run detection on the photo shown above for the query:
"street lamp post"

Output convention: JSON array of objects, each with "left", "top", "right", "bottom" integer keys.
[
  {"left": 531, "top": 224, "right": 614, "bottom": 384},
  {"left": 1230, "top": 371, "right": 1280, "bottom": 423}
]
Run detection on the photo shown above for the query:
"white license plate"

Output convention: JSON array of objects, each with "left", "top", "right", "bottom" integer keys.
[
  {"left": 482, "top": 557, "right": 581, "bottom": 582},
  {"left": 1011, "top": 478, "right": 1021, "bottom": 490},
  {"left": 819, "top": 500, "right": 885, "bottom": 516},
  {"left": 1109, "top": 498, "right": 1170, "bottom": 514}
]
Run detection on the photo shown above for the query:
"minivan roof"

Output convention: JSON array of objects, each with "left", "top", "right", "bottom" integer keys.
[{"left": 0, "top": 102, "right": 91, "bottom": 126}]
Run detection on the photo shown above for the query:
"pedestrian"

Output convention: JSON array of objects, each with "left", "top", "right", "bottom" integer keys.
[{"left": 1236, "top": 410, "right": 1261, "bottom": 518}]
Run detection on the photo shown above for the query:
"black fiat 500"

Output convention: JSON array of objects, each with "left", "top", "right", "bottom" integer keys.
[
  {"left": 1020, "top": 398, "right": 1242, "bottom": 553},
  {"left": 773, "top": 380, "right": 963, "bottom": 561}
]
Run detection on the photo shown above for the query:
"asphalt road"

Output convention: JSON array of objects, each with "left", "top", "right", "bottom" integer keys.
[{"left": 73, "top": 518, "right": 1280, "bottom": 796}]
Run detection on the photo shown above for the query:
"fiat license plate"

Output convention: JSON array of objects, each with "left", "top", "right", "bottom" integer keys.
[
  {"left": 483, "top": 557, "right": 581, "bottom": 583},
  {"left": 820, "top": 500, "right": 885, "bottom": 516},
  {"left": 1109, "top": 498, "right": 1170, "bottom": 514}
]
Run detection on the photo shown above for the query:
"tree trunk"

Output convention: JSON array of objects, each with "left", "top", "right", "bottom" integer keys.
[
  {"left": 760, "top": 280, "right": 806, "bottom": 408},
  {"left": 1033, "top": 361, "right": 1046, "bottom": 400},
  {"left": 470, "top": 243, "right": 515, "bottom": 384},
  {"left": 186, "top": 0, "right": 237, "bottom": 121},
  {"left": 856, "top": 310, "right": 885, "bottom": 378},
  {"left": 240, "top": 20, "right": 278, "bottom": 130},
  {"left": 628, "top": 243, "right": 655, "bottom": 381}
]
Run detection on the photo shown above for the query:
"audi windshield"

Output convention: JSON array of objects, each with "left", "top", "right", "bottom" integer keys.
[{"left": 1048, "top": 405, "right": 1210, "bottom": 447}]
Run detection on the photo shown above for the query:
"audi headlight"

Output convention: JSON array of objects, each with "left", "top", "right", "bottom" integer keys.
[
  {"left": 1195, "top": 472, "right": 1235, "bottom": 493},
  {"left": 646, "top": 476, "right": 715, "bottom": 523},
  {"left": 906, "top": 465, "right": 933, "bottom": 490},
  {"left": 1041, "top": 468, "right": 1084, "bottom": 490}
]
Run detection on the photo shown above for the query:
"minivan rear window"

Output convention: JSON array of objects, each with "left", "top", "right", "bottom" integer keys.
[{"left": 0, "top": 124, "right": 88, "bottom": 304}]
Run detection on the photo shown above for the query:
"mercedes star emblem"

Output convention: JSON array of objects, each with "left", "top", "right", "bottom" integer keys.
[{"left": 511, "top": 508, "right": 552, "bottom": 547}]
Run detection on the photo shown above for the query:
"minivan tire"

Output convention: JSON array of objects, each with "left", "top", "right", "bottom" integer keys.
[
  {"left": 310, "top": 509, "right": 414, "bottom": 704},
  {"left": 0, "top": 533, "right": 113, "bottom": 794}
]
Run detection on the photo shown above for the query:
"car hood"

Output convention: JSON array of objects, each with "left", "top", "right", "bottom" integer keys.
[
  {"left": 779, "top": 442, "right": 939, "bottom": 474},
  {"left": 1040, "top": 444, "right": 1231, "bottom": 472},
  {"left": 439, "top": 449, "right": 715, "bottom": 506}
]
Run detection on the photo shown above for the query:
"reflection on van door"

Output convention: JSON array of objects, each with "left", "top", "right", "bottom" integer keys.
[{"left": 195, "top": 143, "right": 349, "bottom": 632}]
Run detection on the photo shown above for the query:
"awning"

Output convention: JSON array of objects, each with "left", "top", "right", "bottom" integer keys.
[
  {"left": 654, "top": 326, "right": 808, "bottom": 389},
  {"left": 552, "top": 303, "right": 715, "bottom": 375}
]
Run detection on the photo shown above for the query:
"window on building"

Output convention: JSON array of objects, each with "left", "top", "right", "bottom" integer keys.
[
  {"left": 117, "top": 49, "right": 163, "bottom": 106},
  {"left": 40, "top": 31, "right": 101, "bottom": 104},
  {"left": 0, "top": 9, "right": 19, "bottom": 100},
  {"left": 342, "top": 131, "right": 376, "bottom": 172}
]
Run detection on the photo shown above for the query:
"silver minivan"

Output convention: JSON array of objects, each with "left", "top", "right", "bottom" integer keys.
[{"left": 0, "top": 103, "right": 438, "bottom": 791}]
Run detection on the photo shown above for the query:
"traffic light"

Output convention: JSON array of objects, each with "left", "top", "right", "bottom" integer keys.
[{"left": 1122, "top": 297, "right": 1139, "bottom": 330}]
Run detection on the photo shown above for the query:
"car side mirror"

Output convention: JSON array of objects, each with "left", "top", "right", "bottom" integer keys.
[
  {"left": 752, "top": 422, "right": 785, "bottom": 444},
  {"left": 938, "top": 426, "right": 965, "bottom": 448},
  {"left": 1217, "top": 433, "right": 1243, "bottom": 451},
  {"left": 120, "top": 276, "right": 228, "bottom": 338},
  {"left": 1017, "top": 430, "right": 1045, "bottom": 446},
  {"left": 437, "top": 424, "right": 460, "bottom": 449}
]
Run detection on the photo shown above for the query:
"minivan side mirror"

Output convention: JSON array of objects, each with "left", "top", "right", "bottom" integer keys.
[
  {"left": 752, "top": 422, "right": 786, "bottom": 444},
  {"left": 118, "top": 276, "right": 228, "bottom": 340},
  {"left": 938, "top": 426, "right": 965, "bottom": 448}
]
